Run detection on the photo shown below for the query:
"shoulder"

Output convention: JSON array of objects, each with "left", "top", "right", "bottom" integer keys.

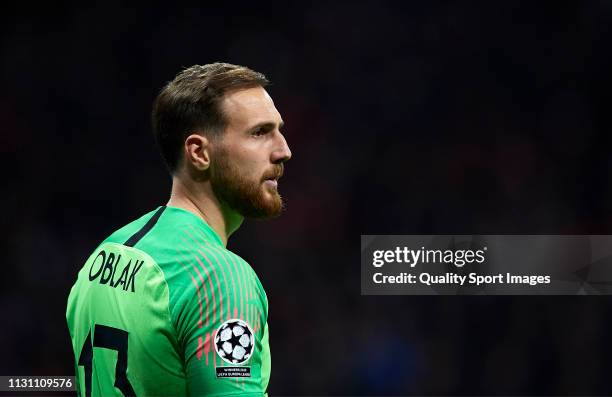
[
  {"left": 100, "top": 206, "right": 214, "bottom": 268},
  {"left": 102, "top": 207, "right": 164, "bottom": 246},
  {"left": 92, "top": 206, "right": 219, "bottom": 302}
]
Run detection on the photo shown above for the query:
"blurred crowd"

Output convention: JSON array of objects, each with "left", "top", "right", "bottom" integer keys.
[{"left": 2, "top": 1, "right": 612, "bottom": 395}]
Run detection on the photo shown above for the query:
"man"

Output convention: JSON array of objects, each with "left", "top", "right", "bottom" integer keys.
[{"left": 66, "top": 62, "right": 291, "bottom": 396}]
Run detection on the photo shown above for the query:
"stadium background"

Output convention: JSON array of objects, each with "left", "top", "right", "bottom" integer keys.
[{"left": 3, "top": 1, "right": 612, "bottom": 395}]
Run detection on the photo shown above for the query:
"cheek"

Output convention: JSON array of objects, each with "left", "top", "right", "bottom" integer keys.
[
  {"left": 231, "top": 150, "right": 267, "bottom": 182},
  {"left": 220, "top": 138, "right": 270, "bottom": 178}
]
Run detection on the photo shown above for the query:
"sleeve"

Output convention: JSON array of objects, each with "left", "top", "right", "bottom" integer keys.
[{"left": 170, "top": 247, "right": 267, "bottom": 397}]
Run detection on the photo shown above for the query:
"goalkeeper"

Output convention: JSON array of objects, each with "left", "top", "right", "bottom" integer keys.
[{"left": 66, "top": 62, "right": 292, "bottom": 396}]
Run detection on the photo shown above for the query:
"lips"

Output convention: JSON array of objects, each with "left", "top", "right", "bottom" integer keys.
[
  {"left": 262, "top": 166, "right": 283, "bottom": 183},
  {"left": 263, "top": 179, "right": 278, "bottom": 188},
  {"left": 262, "top": 167, "right": 282, "bottom": 190}
]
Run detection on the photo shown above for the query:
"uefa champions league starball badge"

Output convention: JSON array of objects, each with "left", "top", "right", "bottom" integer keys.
[{"left": 214, "top": 319, "right": 255, "bottom": 377}]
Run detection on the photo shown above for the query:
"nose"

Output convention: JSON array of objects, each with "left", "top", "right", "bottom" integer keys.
[{"left": 271, "top": 131, "right": 292, "bottom": 164}]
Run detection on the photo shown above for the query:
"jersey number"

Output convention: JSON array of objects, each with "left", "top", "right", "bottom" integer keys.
[{"left": 78, "top": 324, "right": 136, "bottom": 397}]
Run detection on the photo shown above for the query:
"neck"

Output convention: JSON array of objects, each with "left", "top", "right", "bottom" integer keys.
[{"left": 166, "top": 172, "right": 243, "bottom": 246}]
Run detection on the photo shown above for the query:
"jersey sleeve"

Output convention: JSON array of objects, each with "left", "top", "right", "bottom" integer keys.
[{"left": 167, "top": 244, "right": 269, "bottom": 396}]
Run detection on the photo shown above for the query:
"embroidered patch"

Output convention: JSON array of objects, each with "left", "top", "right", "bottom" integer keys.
[{"left": 214, "top": 319, "right": 255, "bottom": 365}]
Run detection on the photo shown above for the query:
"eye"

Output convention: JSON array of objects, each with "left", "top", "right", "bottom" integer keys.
[{"left": 251, "top": 127, "right": 267, "bottom": 137}]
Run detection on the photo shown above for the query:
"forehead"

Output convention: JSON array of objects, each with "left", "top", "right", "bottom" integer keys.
[{"left": 221, "top": 86, "right": 282, "bottom": 130}]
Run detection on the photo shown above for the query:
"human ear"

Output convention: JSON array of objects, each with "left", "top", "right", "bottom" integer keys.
[{"left": 184, "top": 134, "right": 210, "bottom": 171}]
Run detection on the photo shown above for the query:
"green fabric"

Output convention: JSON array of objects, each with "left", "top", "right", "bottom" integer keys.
[{"left": 67, "top": 206, "right": 270, "bottom": 396}]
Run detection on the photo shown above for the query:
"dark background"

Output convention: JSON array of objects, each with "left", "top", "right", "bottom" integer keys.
[{"left": 3, "top": 1, "right": 612, "bottom": 395}]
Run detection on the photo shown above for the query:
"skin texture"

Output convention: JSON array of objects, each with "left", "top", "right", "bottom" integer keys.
[{"left": 167, "top": 86, "right": 292, "bottom": 246}]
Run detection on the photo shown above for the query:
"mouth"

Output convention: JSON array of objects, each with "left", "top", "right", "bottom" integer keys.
[
  {"left": 262, "top": 166, "right": 283, "bottom": 188},
  {"left": 263, "top": 179, "right": 278, "bottom": 188}
]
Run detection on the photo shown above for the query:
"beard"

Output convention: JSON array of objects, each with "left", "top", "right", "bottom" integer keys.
[{"left": 210, "top": 152, "right": 285, "bottom": 219}]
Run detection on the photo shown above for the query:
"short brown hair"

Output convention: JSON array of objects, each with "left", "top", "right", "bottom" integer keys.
[{"left": 152, "top": 62, "right": 269, "bottom": 173}]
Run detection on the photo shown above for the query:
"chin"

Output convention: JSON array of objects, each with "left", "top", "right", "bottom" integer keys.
[{"left": 255, "top": 194, "right": 284, "bottom": 219}]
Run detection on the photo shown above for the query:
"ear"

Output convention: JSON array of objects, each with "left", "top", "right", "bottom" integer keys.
[{"left": 184, "top": 133, "right": 210, "bottom": 171}]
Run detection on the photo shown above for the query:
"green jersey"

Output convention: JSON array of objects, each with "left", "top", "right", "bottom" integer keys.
[{"left": 66, "top": 206, "right": 271, "bottom": 397}]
